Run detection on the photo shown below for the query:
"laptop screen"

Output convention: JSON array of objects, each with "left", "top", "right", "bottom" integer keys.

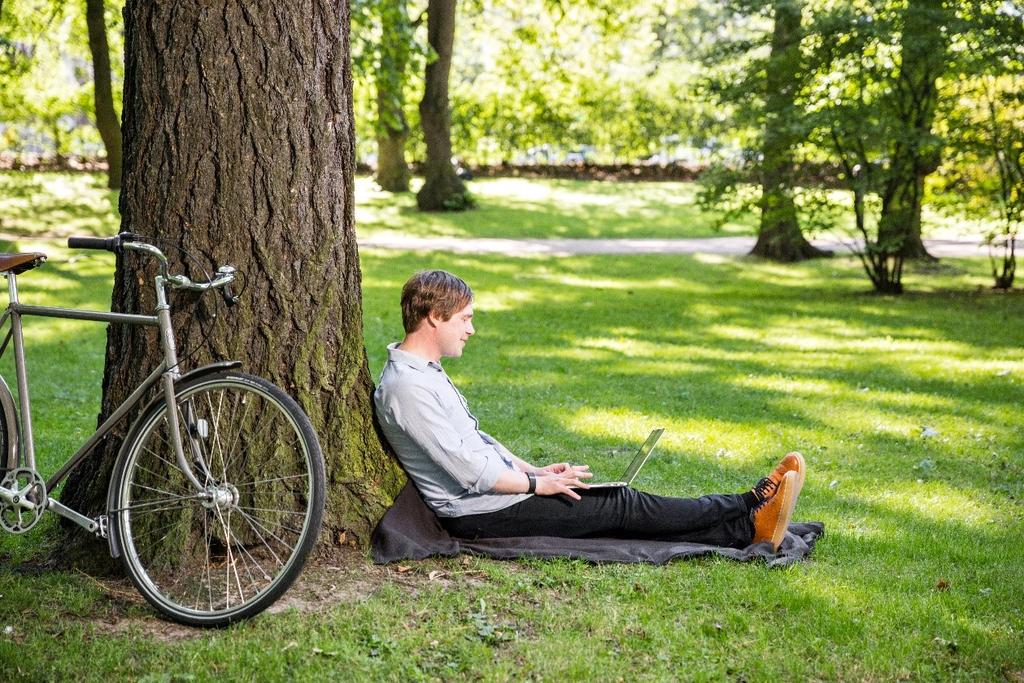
[{"left": 620, "top": 428, "right": 665, "bottom": 484}]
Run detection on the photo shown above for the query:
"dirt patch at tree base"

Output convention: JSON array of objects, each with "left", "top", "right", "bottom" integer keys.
[{"left": 79, "top": 548, "right": 489, "bottom": 641}]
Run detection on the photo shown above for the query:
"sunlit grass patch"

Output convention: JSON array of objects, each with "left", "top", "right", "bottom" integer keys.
[
  {"left": 0, "top": 172, "right": 119, "bottom": 238},
  {"left": 354, "top": 175, "right": 755, "bottom": 239}
]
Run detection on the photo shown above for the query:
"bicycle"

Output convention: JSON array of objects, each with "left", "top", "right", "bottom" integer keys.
[{"left": 0, "top": 233, "right": 326, "bottom": 627}]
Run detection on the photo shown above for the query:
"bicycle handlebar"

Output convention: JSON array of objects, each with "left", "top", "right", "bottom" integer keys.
[
  {"left": 67, "top": 235, "right": 124, "bottom": 252},
  {"left": 66, "top": 233, "right": 237, "bottom": 297}
]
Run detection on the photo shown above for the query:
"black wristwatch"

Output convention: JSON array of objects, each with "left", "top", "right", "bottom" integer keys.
[{"left": 526, "top": 472, "right": 537, "bottom": 494}]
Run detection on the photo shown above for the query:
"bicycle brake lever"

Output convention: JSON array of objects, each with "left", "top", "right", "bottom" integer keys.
[{"left": 221, "top": 284, "right": 240, "bottom": 307}]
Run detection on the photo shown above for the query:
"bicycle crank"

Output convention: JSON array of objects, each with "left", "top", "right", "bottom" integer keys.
[{"left": 0, "top": 468, "right": 48, "bottom": 533}]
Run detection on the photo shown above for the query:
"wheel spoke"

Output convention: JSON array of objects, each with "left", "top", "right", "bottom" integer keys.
[{"left": 232, "top": 473, "right": 309, "bottom": 488}]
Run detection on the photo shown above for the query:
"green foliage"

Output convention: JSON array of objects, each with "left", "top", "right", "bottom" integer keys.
[
  {"left": 351, "top": 0, "right": 425, "bottom": 136},
  {"left": 350, "top": 0, "right": 711, "bottom": 165},
  {"left": 448, "top": 0, "right": 706, "bottom": 163},
  {"left": 934, "top": 74, "right": 1023, "bottom": 288},
  {"left": 0, "top": 0, "right": 123, "bottom": 159}
]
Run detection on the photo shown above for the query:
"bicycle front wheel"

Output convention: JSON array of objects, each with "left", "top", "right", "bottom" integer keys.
[{"left": 109, "top": 371, "right": 325, "bottom": 626}]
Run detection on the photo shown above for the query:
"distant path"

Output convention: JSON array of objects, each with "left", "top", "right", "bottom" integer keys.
[{"left": 359, "top": 235, "right": 1011, "bottom": 258}]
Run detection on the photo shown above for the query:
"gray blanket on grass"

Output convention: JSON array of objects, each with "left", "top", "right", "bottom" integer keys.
[{"left": 371, "top": 483, "right": 824, "bottom": 568}]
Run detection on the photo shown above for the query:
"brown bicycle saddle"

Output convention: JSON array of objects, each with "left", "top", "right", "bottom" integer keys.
[{"left": 0, "top": 252, "right": 47, "bottom": 275}]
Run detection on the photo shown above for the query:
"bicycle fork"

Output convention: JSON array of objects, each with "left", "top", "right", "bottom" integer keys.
[{"left": 154, "top": 275, "right": 208, "bottom": 493}]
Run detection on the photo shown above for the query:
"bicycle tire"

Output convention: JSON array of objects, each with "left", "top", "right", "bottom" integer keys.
[{"left": 109, "top": 371, "right": 325, "bottom": 626}]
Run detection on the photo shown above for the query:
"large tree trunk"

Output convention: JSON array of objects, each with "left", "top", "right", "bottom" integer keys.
[
  {"left": 751, "top": 0, "right": 828, "bottom": 262},
  {"left": 877, "top": 0, "right": 945, "bottom": 260},
  {"left": 417, "top": 0, "right": 470, "bottom": 211},
  {"left": 85, "top": 0, "right": 122, "bottom": 190},
  {"left": 374, "top": 0, "right": 411, "bottom": 193},
  {"left": 57, "top": 0, "right": 403, "bottom": 568}
]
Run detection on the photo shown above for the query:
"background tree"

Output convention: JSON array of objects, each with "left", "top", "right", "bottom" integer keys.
[
  {"left": 374, "top": 0, "right": 414, "bottom": 192},
  {"left": 804, "top": 2, "right": 916, "bottom": 292},
  {"left": 696, "top": 0, "right": 828, "bottom": 261},
  {"left": 751, "top": 0, "right": 829, "bottom": 260},
  {"left": 58, "top": 0, "right": 403, "bottom": 562},
  {"left": 352, "top": 0, "right": 421, "bottom": 192},
  {"left": 0, "top": 0, "right": 121, "bottom": 167},
  {"left": 417, "top": 0, "right": 471, "bottom": 210},
  {"left": 872, "top": 0, "right": 948, "bottom": 259},
  {"left": 85, "top": 0, "right": 121, "bottom": 188},
  {"left": 935, "top": 77, "right": 1023, "bottom": 289},
  {"left": 444, "top": 0, "right": 703, "bottom": 165}
]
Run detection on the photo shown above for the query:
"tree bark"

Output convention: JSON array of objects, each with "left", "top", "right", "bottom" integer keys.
[
  {"left": 876, "top": 0, "right": 946, "bottom": 260},
  {"left": 751, "top": 0, "right": 828, "bottom": 262},
  {"left": 57, "top": 0, "right": 403, "bottom": 568},
  {"left": 85, "top": 0, "right": 122, "bottom": 190},
  {"left": 374, "top": 0, "right": 411, "bottom": 193},
  {"left": 417, "top": 0, "right": 470, "bottom": 211}
]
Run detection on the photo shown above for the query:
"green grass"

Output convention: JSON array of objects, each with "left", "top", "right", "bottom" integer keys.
[
  {"left": 0, "top": 172, "right": 1022, "bottom": 680},
  {"left": 0, "top": 171, "right": 996, "bottom": 243},
  {"left": 354, "top": 176, "right": 759, "bottom": 239},
  {"left": 0, "top": 172, "right": 120, "bottom": 239}
]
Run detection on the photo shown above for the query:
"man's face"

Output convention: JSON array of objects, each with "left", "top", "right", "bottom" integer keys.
[{"left": 433, "top": 303, "right": 475, "bottom": 358}]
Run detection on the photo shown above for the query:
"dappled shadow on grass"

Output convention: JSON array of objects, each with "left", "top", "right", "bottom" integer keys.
[
  {"left": 354, "top": 176, "right": 755, "bottom": 240},
  {"left": 0, "top": 172, "right": 119, "bottom": 239},
  {"left": 360, "top": 250, "right": 1024, "bottom": 527},
  {"left": 1, "top": 244, "right": 1022, "bottom": 676}
]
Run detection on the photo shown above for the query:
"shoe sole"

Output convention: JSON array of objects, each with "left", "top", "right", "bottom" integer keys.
[
  {"left": 770, "top": 471, "right": 800, "bottom": 551},
  {"left": 786, "top": 451, "right": 806, "bottom": 498}
]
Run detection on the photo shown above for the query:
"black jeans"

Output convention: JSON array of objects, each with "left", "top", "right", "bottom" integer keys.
[{"left": 440, "top": 487, "right": 754, "bottom": 549}]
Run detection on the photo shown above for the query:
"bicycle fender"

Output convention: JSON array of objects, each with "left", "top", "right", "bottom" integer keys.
[
  {"left": 105, "top": 360, "right": 243, "bottom": 559},
  {"left": 175, "top": 360, "right": 243, "bottom": 385},
  {"left": 0, "top": 374, "right": 20, "bottom": 472}
]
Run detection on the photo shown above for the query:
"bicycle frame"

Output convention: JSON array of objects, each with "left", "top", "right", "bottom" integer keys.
[{"left": 0, "top": 262, "right": 211, "bottom": 536}]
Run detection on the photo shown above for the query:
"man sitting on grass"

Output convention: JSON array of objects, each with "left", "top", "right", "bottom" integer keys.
[{"left": 374, "top": 270, "right": 807, "bottom": 552}]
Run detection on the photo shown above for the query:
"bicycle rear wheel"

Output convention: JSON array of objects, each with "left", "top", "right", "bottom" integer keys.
[{"left": 109, "top": 371, "right": 325, "bottom": 626}]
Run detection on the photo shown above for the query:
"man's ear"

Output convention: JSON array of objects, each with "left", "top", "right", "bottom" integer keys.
[{"left": 425, "top": 310, "right": 440, "bottom": 328}]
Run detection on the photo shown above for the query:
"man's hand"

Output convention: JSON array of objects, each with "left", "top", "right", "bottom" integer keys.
[
  {"left": 534, "top": 470, "right": 591, "bottom": 501},
  {"left": 539, "top": 462, "right": 592, "bottom": 480}
]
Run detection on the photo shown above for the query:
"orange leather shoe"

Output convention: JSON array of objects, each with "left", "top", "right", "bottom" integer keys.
[
  {"left": 753, "top": 451, "right": 806, "bottom": 503},
  {"left": 751, "top": 470, "right": 800, "bottom": 551}
]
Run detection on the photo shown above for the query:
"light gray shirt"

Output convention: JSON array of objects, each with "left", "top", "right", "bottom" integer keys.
[{"left": 374, "top": 343, "right": 531, "bottom": 517}]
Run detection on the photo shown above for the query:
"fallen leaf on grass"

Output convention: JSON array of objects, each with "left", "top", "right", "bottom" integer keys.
[
  {"left": 282, "top": 641, "right": 298, "bottom": 651},
  {"left": 935, "top": 578, "right": 950, "bottom": 591},
  {"left": 312, "top": 647, "right": 338, "bottom": 657},
  {"left": 428, "top": 570, "right": 446, "bottom": 581},
  {"left": 396, "top": 565, "right": 414, "bottom": 574}
]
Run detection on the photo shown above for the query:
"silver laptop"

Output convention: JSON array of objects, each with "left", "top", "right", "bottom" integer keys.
[{"left": 586, "top": 428, "right": 665, "bottom": 489}]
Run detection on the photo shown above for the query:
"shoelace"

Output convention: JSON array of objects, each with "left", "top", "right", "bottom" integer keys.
[{"left": 752, "top": 476, "right": 777, "bottom": 505}]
